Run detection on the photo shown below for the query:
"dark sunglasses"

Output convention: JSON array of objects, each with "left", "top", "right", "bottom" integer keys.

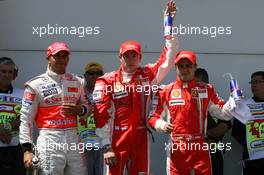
[{"left": 85, "top": 71, "right": 103, "bottom": 76}]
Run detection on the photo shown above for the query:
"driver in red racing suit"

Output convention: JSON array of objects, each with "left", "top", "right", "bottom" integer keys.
[
  {"left": 148, "top": 51, "right": 233, "bottom": 175},
  {"left": 93, "top": 2, "right": 179, "bottom": 174}
]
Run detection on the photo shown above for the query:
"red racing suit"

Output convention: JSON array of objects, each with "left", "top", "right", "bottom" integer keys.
[
  {"left": 19, "top": 67, "right": 88, "bottom": 175},
  {"left": 93, "top": 38, "right": 179, "bottom": 175},
  {"left": 148, "top": 78, "right": 232, "bottom": 175}
]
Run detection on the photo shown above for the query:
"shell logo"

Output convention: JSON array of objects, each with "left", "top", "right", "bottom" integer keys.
[{"left": 171, "top": 89, "right": 181, "bottom": 98}]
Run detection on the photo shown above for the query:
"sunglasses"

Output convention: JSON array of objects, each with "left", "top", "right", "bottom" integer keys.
[
  {"left": 85, "top": 71, "right": 103, "bottom": 76},
  {"left": 248, "top": 80, "right": 264, "bottom": 85}
]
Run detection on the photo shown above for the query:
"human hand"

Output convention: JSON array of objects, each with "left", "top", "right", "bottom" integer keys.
[
  {"left": 164, "top": 123, "right": 174, "bottom": 134},
  {"left": 164, "top": 0, "right": 177, "bottom": 18},
  {"left": 23, "top": 151, "right": 34, "bottom": 169},
  {"left": 60, "top": 105, "right": 83, "bottom": 116},
  {"left": 104, "top": 148, "right": 117, "bottom": 166}
]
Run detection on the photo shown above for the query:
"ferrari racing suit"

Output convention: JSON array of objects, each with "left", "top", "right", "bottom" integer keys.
[
  {"left": 19, "top": 67, "right": 88, "bottom": 175},
  {"left": 148, "top": 78, "right": 232, "bottom": 175},
  {"left": 93, "top": 38, "right": 179, "bottom": 175}
]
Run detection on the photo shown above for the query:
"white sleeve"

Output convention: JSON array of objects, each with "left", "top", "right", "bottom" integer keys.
[
  {"left": 19, "top": 86, "right": 38, "bottom": 144},
  {"left": 154, "top": 36, "right": 179, "bottom": 85},
  {"left": 208, "top": 100, "right": 233, "bottom": 121}
]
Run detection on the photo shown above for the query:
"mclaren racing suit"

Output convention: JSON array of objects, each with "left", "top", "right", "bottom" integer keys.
[
  {"left": 93, "top": 38, "right": 179, "bottom": 175},
  {"left": 148, "top": 78, "right": 232, "bottom": 175},
  {"left": 19, "top": 68, "right": 88, "bottom": 175}
]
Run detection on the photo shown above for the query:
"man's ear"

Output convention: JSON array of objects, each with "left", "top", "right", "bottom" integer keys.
[
  {"left": 194, "top": 64, "right": 197, "bottom": 70},
  {"left": 119, "top": 55, "right": 123, "bottom": 63}
]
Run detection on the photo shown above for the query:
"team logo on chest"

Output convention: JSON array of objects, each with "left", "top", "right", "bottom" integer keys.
[
  {"left": 191, "top": 88, "right": 208, "bottom": 98},
  {"left": 169, "top": 89, "right": 184, "bottom": 106},
  {"left": 171, "top": 89, "right": 181, "bottom": 98},
  {"left": 191, "top": 89, "right": 198, "bottom": 98}
]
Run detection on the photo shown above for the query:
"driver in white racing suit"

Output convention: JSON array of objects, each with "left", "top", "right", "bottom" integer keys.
[{"left": 19, "top": 42, "right": 88, "bottom": 175}]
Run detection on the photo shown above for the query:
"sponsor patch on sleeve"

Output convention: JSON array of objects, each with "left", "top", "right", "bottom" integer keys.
[{"left": 24, "top": 92, "right": 35, "bottom": 101}]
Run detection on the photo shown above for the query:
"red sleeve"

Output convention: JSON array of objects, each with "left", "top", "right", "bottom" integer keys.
[
  {"left": 209, "top": 84, "right": 225, "bottom": 108},
  {"left": 93, "top": 78, "right": 113, "bottom": 128}
]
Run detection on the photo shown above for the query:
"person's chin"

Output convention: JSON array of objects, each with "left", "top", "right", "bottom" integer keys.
[
  {"left": 181, "top": 76, "right": 192, "bottom": 82},
  {"left": 56, "top": 65, "right": 67, "bottom": 70},
  {"left": 130, "top": 65, "right": 138, "bottom": 69},
  {"left": 56, "top": 68, "right": 66, "bottom": 73}
]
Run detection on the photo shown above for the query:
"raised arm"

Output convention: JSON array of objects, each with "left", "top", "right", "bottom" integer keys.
[{"left": 146, "top": 1, "right": 179, "bottom": 84}]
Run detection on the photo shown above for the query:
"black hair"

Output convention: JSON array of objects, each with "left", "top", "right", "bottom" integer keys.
[
  {"left": 0, "top": 57, "right": 16, "bottom": 67},
  {"left": 0, "top": 57, "right": 18, "bottom": 77},
  {"left": 251, "top": 71, "right": 264, "bottom": 80},
  {"left": 195, "top": 68, "right": 209, "bottom": 83}
]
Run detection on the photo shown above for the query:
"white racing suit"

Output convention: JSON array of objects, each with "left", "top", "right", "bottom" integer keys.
[{"left": 19, "top": 67, "right": 88, "bottom": 175}]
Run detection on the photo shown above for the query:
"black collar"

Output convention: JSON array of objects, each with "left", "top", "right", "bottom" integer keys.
[
  {"left": 0, "top": 85, "right": 13, "bottom": 94},
  {"left": 252, "top": 96, "right": 264, "bottom": 102}
]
